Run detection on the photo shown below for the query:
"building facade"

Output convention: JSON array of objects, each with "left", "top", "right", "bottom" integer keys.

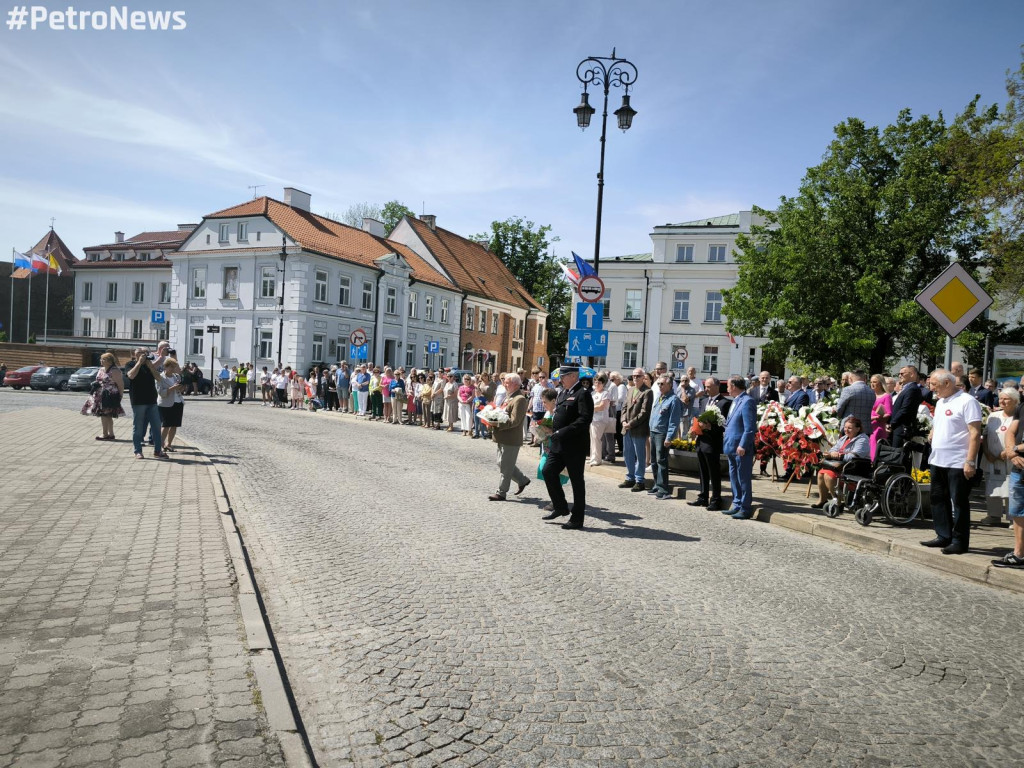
[{"left": 575, "top": 211, "right": 768, "bottom": 378}]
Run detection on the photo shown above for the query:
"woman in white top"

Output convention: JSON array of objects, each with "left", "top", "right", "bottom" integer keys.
[
  {"left": 157, "top": 358, "right": 185, "bottom": 452},
  {"left": 588, "top": 374, "right": 613, "bottom": 466},
  {"left": 982, "top": 387, "right": 1020, "bottom": 524}
]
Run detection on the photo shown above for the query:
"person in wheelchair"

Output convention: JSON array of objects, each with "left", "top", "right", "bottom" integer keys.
[{"left": 812, "top": 417, "right": 871, "bottom": 509}]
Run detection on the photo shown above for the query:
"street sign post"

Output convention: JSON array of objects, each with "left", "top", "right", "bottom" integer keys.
[
  {"left": 567, "top": 329, "right": 608, "bottom": 358},
  {"left": 575, "top": 302, "right": 603, "bottom": 331},
  {"left": 576, "top": 274, "right": 605, "bottom": 303},
  {"left": 205, "top": 325, "right": 220, "bottom": 396}
]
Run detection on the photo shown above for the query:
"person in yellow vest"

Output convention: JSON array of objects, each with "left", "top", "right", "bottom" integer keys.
[{"left": 230, "top": 364, "right": 248, "bottom": 404}]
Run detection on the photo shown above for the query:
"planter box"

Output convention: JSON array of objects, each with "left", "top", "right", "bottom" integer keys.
[{"left": 668, "top": 449, "right": 728, "bottom": 476}]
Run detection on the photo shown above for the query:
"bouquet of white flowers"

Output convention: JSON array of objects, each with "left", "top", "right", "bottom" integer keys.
[{"left": 478, "top": 404, "right": 510, "bottom": 428}]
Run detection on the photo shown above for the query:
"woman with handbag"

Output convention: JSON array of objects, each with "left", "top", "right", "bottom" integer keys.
[
  {"left": 812, "top": 417, "right": 870, "bottom": 508},
  {"left": 81, "top": 352, "right": 125, "bottom": 440}
]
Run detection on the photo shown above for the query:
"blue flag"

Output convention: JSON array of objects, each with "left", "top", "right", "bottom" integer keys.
[{"left": 572, "top": 251, "right": 597, "bottom": 279}]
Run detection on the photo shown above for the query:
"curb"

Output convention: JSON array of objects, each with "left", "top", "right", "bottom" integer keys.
[
  {"left": 585, "top": 461, "right": 1024, "bottom": 596},
  {"left": 179, "top": 439, "right": 317, "bottom": 768}
]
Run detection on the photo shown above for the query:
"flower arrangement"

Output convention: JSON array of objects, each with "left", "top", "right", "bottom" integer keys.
[
  {"left": 911, "top": 468, "right": 931, "bottom": 484},
  {"left": 776, "top": 428, "right": 822, "bottom": 478},
  {"left": 980, "top": 403, "right": 991, "bottom": 427},
  {"left": 531, "top": 413, "right": 554, "bottom": 443},
  {"left": 668, "top": 437, "right": 697, "bottom": 451},
  {"left": 754, "top": 400, "right": 840, "bottom": 471},
  {"left": 478, "top": 404, "right": 510, "bottom": 427},
  {"left": 689, "top": 405, "right": 726, "bottom": 437},
  {"left": 914, "top": 402, "right": 934, "bottom": 441}
]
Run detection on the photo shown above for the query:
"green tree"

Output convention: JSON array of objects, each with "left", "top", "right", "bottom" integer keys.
[
  {"left": 476, "top": 217, "right": 571, "bottom": 364},
  {"left": 380, "top": 201, "right": 415, "bottom": 233},
  {"left": 951, "top": 47, "right": 1024, "bottom": 299},
  {"left": 723, "top": 108, "right": 990, "bottom": 374}
]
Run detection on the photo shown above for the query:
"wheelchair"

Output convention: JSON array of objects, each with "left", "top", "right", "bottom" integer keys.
[{"left": 822, "top": 442, "right": 921, "bottom": 527}]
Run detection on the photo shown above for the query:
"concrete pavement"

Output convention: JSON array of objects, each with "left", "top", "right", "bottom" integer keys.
[{"left": 0, "top": 408, "right": 302, "bottom": 768}]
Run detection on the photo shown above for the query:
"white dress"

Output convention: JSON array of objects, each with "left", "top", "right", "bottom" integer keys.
[{"left": 983, "top": 411, "right": 1014, "bottom": 499}]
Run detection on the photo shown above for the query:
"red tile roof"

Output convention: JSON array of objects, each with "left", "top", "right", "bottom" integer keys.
[
  {"left": 200, "top": 197, "right": 454, "bottom": 290},
  {"left": 403, "top": 217, "right": 544, "bottom": 311}
]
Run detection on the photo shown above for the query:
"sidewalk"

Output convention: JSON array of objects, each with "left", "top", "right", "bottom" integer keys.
[
  {"left": 587, "top": 456, "right": 1024, "bottom": 595},
  {"left": 0, "top": 409, "right": 299, "bottom": 768}
]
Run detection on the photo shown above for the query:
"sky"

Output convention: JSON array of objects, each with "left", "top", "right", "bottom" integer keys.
[{"left": 1, "top": 0, "right": 1022, "bottom": 264}]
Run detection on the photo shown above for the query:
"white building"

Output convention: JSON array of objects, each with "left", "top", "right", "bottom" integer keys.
[
  {"left": 577, "top": 211, "right": 769, "bottom": 378},
  {"left": 73, "top": 226, "right": 195, "bottom": 345}
]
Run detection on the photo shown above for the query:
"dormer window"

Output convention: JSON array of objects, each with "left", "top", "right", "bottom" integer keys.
[
  {"left": 87, "top": 253, "right": 99, "bottom": 262},
  {"left": 113, "top": 252, "right": 125, "bottom": 262},
  {"left": 139, "top": 252, "right": 151, "bottom": 262}
]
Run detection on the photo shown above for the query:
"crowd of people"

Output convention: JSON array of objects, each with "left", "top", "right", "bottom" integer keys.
[{"left": 78, "top": 348, "right": 1024, "bottom": 564}]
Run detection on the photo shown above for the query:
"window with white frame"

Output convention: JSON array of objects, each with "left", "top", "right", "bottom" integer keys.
[
  {"left": 591, "top": 356, "right": 607, "bottom": 368},
  {"left": 493, "top": 314, "right": 499, "bottom": 335},
  {"left": 479, "top": 308, "right": 486, "bottom": 331},
  {"left": 105, "top": 318, "right": 117, "bottom": 338},
  {"left": 748, "top": 348, "right": 756, "bottom": 376},
  {"left": 440, "top": 346, "right": 447, "bottom": 364},
  {"left": 602, "top": 293, "right": 611, "bottom": 319},
  {"left": 622, "top": 342, "right": 638, "bottom": 369},
  {"left": 131, "top": 319, "right": 143, "bottom": 339},
  {"left": 314, "top": 270, "right": 328, "bottom": 303},
  {"left": 465, "top": 306, "right": 474, "bottom": 330},
  {"left": 338, "top": 275, "right": 350, "bottom": 306},
  {"left": 361, "top": 281, "right": 373, "bottom": 310},
  {"left": 138, "top": 252, "right": 151, "bottom": 262},
  {"left": 675, "top": 244, "right": 694, "bottom": 263},
  {"left": 82, "top": 282, "right": 92, "bottom": 302},
  {"left": 113, "top": 252, "right": 124, "bottom": 262},
  {"left": 408, "top": 291, "right": 418, "bottom": 318},
  {"left": 672, "top": 290, "right": 690, "bottom": 322},
  {"left": 218, "top": 223, "right": 230, "bottom": 242},
  {"left": 192, "top": 267, "right": 206, "bottom": 299},
  {"left": 156, "top": 325, "right": 168, "bottom": 341},
  {"left": 260, "top": 266, "right": 276, "bottom": 298},
  {"left": 82, "top": 317, "right": 91, "bottom": 337},
  {"left": 624, "top": 289, "right": 642, "bottom": 320},
  {"left": 259, "top": 330, "right": 273, "bottom": 359},
  {"left": 223, "top": 267, "right": 239, "bottom": 299},
  {"left": 106, "top": 282, "right": 118, "bottom": 303},
  {"left": 440, "top": 298, "right": 449, "bottom": 324},
  {"left": 705, "top": 291, "right": 723, "bottom": 322},
  {"left": 386, "top": 286, "right": 397, "bottom": 315},
  {"left": 312, "top": 333, "right": 325, "bottom": 361},
  {"left": 703, "top": 345, "right": 719, "bottom": 373},
  {"left": 159, "top": 282, "right": 171, "bottom": 304},
  {"left": 425, "top": 295, "right": 434, "bottom": 321},
  {"left": 708, "top": 245, "right": 727, "bottom": 263},
  {"left": 406, "top": 347, "right": 414, "bottom": 367},
  {"left": 237, "top": 222, "right": 248, "bottom": 241},
  {"left": 132, "top": 282, "right": 144, "bottom": 303},
  {"left": 191, "top": 328, "right": 204, "bottom": 355}
]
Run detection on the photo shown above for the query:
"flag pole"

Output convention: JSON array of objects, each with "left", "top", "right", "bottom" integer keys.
[
  {"left": 8, "top": 249, "right": 14, "bottom": 343},
  {"left": 26, "top": 267, "right": 32, "bottom": 343},
  {"left": 44, "top": 257, "right": 50, "bottom": 343}
]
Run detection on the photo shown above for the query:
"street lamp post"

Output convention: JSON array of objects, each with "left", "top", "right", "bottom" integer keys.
[
  {"left": 276, "top": 235, "right": 287, "bottom": 367},
  {"left": 574, "top": 49, "right": 638, "bottom": 276}
]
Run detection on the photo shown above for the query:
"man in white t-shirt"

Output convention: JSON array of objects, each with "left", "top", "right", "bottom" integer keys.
[{"left": 923, "top": 368, "right": 982, "bottom": 555}]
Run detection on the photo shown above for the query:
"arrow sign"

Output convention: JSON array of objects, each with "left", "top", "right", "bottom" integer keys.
[{"left": 575, "top": 302, "right": 603, "bottom": 331}]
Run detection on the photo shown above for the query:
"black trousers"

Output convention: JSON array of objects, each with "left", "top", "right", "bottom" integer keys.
[
  {"left": 697, "top": 450, "right": 723, "bottom": 502},
  {"left": 325, "top": 391, "right": 339, "bottom": 410},
  {"left": 231, "top": 382, "right": 244, "bottom": 402},
  {"left": 542, "top": 447, "right": 587, "bottom": 523},
  {"left": 930, "top": 465, "right": 972, "bottom": 546}
]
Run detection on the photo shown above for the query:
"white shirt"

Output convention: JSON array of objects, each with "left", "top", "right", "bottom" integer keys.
[
  {"left": 930, "top": 390, "right": 982, "bottom": 468},
  {"left": 494, "top": 384, "right": 508, "bottom": 407}
]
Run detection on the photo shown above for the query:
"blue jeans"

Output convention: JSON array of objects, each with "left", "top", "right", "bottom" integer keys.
[
  {"left": 930, "top": 465, "right": 972, "bottom": 545},
  {"left": 623, "top": 432, "right": 647, "bottom": 483},
  {"left": 1010, "top": 469, "right": 1024, "bottom": 519},
  {"left": 132, "top": 402, "right": 162, "bottom": 455},
  {"left": 727, "top": 450, "right": 755, "bottom": 513},
  {"left": 651, "top": 432, "right": 670, "bottom": 494}
]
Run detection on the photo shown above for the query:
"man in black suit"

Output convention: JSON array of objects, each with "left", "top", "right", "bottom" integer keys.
[
  {"left": 541, "top": 365, "right": 594, "bottom": 530},
  {"left": 890, "top": 365, "right": 924, "bottom": 448},
  {"left": 750, "top": 371, "right": 779, "bottom": 404},
  {"left": 968, "top": 369, "right": 997, "bottom": 407},
  {"left": 689, "top": 377, "right": 731, "bottom": 511}
]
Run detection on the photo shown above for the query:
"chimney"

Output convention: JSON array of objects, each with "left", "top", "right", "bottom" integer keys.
[
  {"left": 114, "top": 231, "right": 124, "bottom": 243},
  {"left": 283, "top": 187, "right": 311, "bottom": 212},
  {"left": 419, "top": 214, "right": 436, "bottom": 230},
  {"left": 177, "top": 223, "right": 198, "bottom": 232},
  {"left": 362, "top": 217, "right": 386, "bottom": 238}
]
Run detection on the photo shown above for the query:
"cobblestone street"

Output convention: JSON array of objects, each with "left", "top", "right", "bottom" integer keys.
[{"left": 5, "top": 391, "right": 1024, "bottom": 767}]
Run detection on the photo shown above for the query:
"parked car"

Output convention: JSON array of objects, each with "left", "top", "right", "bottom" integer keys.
[
  {"left": 3, "top": 365, "right": 43, "bottom": 389},
  {"left": 30, "top": 366, "right": 78, "bottom": 391},
  {"left": 68, "top": 366, "right": 101, "bottom": 391}
]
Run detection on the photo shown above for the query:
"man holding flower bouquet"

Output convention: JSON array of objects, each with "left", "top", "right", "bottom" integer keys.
[
  {"left": 484, "top": 373, "right": 531, "bottom": 502},
  {"left": 689, "top": 377, "right": 731, "bottom": 511}
]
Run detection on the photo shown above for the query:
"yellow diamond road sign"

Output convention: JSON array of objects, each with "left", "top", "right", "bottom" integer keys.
[{"left": 915, "top": 262, "right": 992, "bottom": 338}]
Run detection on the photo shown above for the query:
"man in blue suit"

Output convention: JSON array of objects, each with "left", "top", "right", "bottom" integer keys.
[
  {"left": 784, "top": 376, "right": 810, "bottom": 411},
  {"left": 723, "top": 375, "right": 758, "bottom": 519}
]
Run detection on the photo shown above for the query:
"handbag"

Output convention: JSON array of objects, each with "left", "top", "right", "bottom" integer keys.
[{"left": 100, "top": 389, "right": 121, "bottom": 410}]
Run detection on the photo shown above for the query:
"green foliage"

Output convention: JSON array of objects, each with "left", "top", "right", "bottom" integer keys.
[
  {"left": 0, "top": 331, "right": 7, "bottom": 343},
  {"left": 380, "top": 201, "right": 415, "bottom": 233},
  {"left": 28, "top": 333, "right": 36, "bottom": 344},
  {"left": 476, "top": 217, "right": 570, "bottom": 364},
  {"left": 724, "top": 107, "right": 990, "bottom": 374}
]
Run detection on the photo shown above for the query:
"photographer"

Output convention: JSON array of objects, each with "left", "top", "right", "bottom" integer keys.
[{"left": 127, "top": 347, "right": 168, "bottom": 460}]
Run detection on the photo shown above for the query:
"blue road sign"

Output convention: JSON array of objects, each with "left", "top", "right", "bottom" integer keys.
[
  {"left": 151, "top": 310, "right": 165, "bottom": 324},
  {"left": 428, "top": 340, "right": 440, "bottom": 354},
  {"left": 575, "top": 302, "right": 603, "bottom": 331},
  {"left": 350, "top": 343, "right": 368, "bottom": 360},
  {"left": 567, "top": 329, "right": 608, "bottom": 357}
]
